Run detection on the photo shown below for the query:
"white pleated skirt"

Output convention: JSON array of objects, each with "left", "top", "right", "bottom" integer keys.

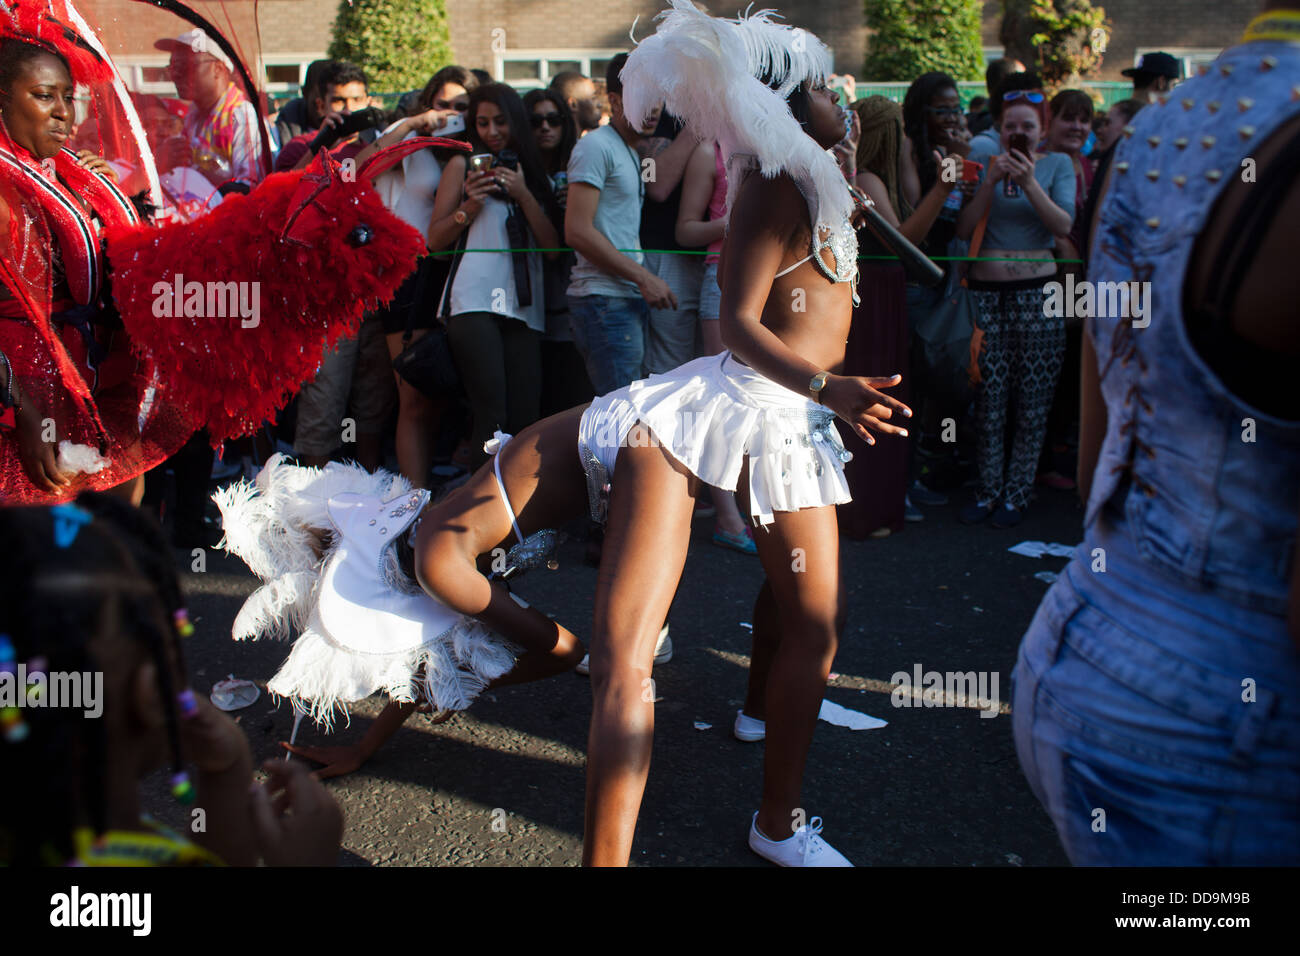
[{"left": 577, "top": 352, "right": 853, "bottom": 527}]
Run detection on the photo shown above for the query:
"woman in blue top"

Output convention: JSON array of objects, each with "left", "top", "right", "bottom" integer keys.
[{"left": 955, "top": 94, "right": 1075, "bottom": 527}]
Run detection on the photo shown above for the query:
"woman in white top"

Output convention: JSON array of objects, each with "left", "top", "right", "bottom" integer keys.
[
  {"left": 355, "top": 66, "right": 478, "bottom": 487},
  {"left": 427, "top": 83, "right": 561, "bottom": 470}
]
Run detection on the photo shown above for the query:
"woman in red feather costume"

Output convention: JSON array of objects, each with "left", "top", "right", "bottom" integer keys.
[{"left": 0, "top": 0, "right": 460, "bottom": 505}]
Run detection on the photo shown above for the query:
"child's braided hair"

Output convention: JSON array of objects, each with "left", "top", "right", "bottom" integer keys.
[{"left": 0, "top": 493, "right": 191, "bottom": 865}]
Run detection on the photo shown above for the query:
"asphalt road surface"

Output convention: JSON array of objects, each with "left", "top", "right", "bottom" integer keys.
[{"left": 145, "top": 478, "right": 1082, "bottom": 867}]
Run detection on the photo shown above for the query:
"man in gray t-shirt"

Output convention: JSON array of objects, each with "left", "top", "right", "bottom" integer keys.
[{"left": 564, "top": 54, "right": 676, "bottom": 395}]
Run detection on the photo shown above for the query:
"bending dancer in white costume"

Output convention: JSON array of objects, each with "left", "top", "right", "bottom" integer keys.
[{"left": 219, "top": 2, "right": 911, "bottom": 866}]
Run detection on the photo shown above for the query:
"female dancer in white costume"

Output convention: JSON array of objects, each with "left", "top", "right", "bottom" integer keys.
[{"left": 220, "top": 2, "right": 910, "bottom": 867}]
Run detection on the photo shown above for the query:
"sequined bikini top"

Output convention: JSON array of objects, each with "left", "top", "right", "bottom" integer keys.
[{"left": 772, "top": 180, "right": 860, "bottom": 305}]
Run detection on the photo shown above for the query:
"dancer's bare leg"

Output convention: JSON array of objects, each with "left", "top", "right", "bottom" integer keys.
[
  {"left": 416, "top": 405, "right": 591, "bottom": 675},
  {"left": 584, "top": 425, "right": 697, "bottom": 866},
  {"left": 741, "top": 491, "right": 843, "bottom": 841},
  {"left": 742, "top": 579, "right": 779, "bottom": 721}
]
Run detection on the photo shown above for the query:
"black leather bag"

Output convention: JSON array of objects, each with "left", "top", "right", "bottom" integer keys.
[{"left": 391, "top": 240, "right": 466, "bottom": 399}]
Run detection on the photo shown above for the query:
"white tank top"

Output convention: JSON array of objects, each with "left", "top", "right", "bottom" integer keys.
[{"left": 449, "top": 194, "right": 546, "bottom": 332}]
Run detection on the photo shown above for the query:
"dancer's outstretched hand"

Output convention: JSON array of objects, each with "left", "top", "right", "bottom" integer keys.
[
  {"left": 823, "top": 373, "right": 911, "bottom": 446},
  {"left": 279, "top": 740, "right": 367, "bottom": 780}
]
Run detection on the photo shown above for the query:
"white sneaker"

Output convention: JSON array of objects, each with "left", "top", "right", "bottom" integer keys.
[
  {"left": 748, "top": 813, "right": 854, "bottom": 867},
  {"left": 575, "top": 624, "right": 671, "bottom": 676},
  {"left": 733, "top": 709, "right": 766, "bottom": 742}
]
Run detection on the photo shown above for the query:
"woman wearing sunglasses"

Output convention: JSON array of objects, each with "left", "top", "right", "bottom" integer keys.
[
  {"left": 427, "top": 83, "right": 562, "bottom": 471},
  {"left": 954, "top": 85, "right": 1075, "bottom": 529},
  {"left": 523, "top": 89, "right": 593, "bottom": 417}
]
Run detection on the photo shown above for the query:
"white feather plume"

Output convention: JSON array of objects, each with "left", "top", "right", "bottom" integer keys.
[
  {"left": 214, "top": 455, "right": 522, "bottom": 731},
  {"left": 213, "top": 454, "right": 419, "bottom": 641},
  {"left": 620, "top": 0, "right": 851, "bottom": 233}
]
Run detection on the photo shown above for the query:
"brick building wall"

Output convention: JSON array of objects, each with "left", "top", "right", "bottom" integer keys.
[
  {"left": 978, "top": 0, "right": 1256, "bottom": 81},
  {"left": 76, "top": 0, "right": 1261, "bottom": 90},
  {"left": 442, "top": 1, "right": 868, "bottom": 80}
]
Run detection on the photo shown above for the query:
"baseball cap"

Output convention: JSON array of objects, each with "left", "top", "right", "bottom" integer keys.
[
  {"left": 154, "top": 29, "right": 234, "bottom": 73},
  {"left": 1122, "top": 51, "right": 1180, "bottom": 80}
]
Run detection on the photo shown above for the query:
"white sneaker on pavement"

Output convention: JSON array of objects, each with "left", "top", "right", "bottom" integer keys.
[
  {"left": 575, "top": 624, "right": 671, "bottom": 676},
  {"left": 748, "top": 813, "right": 854, "bottom": 867},
  {"left": 733, "top": 709, "right": 766, "bottom": 741}
]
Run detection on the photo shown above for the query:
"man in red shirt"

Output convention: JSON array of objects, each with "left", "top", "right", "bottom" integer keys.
[{"left": 274, "top": 61, "right": 377, "bottom": 173}]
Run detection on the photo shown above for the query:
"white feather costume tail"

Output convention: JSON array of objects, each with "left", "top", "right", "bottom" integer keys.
[
  {"left": 620, "top": 1, "right": 852, "bottom": 234},
  {"left": 214, "top": 455, "right": 520, "bottom": 730}
]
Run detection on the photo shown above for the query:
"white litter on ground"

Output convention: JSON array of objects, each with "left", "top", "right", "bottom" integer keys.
[
  {"left": 818, "top": 699, "right": 887, "bottom": 730},
  {"left": 1008, "top": 541, "right": 1076, "bottom": 559}
]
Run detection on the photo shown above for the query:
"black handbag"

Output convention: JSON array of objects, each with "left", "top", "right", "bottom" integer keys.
[{"left": 391, "top": 238, "right": 466, "bottom": 399}]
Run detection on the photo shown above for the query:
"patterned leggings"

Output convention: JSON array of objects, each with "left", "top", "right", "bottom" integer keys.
[{"left": 972, "top": 285, "right": 1065, "bottom": 510}]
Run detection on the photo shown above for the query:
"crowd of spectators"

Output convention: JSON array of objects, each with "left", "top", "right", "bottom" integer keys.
[{"left": 135, "top": 38, "right": 1171, "bottom": 553}]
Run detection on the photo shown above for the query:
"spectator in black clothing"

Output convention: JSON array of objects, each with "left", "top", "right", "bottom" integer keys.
[
  {"left": 523, "top": 88, "right": 594, "bottom": 416},
  {"left": 965, "top": 95, "right": 989, "bottom": 134},
  {"left": 899, "top": 71, "right": 979, "bottom": 511},
  {"left": 1079, "top": 99, "right": 1146, "bottom": 267},
  {"left": 1122, "top": 51, "right": 1181, "bottom": 104},
  {"left": 273, "top": 59, "right": 333, "bottom": 147},
  {"left": 977, "top": 57, "right": 1024, "bottom": 136}
]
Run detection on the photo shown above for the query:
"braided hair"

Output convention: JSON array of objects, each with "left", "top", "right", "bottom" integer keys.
[
  {"left": 0, "top": 493, "right": 192, "bottom": 865},
  {"left": 902, "top": 71, "right": 958, "bottom": 195},
  {"left": 853, "top": 96, "right": 909, "bottom": 221}
]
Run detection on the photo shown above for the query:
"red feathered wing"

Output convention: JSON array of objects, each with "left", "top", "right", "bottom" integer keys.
[{"left": 104, "top": 143, "right": 461, "bottom": 444}]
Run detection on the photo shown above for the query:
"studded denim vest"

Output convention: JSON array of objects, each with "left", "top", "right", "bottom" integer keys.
[{"left": 1085, "top": 38, "right": 1300, "bottom": 615}]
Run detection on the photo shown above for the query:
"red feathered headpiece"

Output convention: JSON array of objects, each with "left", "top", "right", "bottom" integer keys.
[{"left": 0, "top": 0, "right": 115, "bottom": 86}]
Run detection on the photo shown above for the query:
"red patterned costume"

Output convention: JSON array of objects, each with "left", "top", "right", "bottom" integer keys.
[{"left": 0, "top": 0, "right": 466, "bottom": 503}]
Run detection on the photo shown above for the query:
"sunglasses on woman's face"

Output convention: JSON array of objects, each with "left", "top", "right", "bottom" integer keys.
[
  {"left": 434, "top": 98, "right": 468, "bottom": 112},
  {"left": 1003, "top": 90, "right": 1045, "bottom": 104},
  {"left": 924, "top": 106, "right": 963, "bottom": 117},
  {"left": 530, "top": 113, "right": 564, "bottom": 129}
]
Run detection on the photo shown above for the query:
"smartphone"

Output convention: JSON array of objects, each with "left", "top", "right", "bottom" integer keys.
[
  {"left": 961, "top": 158, "right": 983, "bottom": 182},
  {"left": 439, "top": 112, "right": 465, "bottom": 137},
  {"left": 469, "top": 153, "right": 493, "bottom": 175},
  {"left": 1004, "top": 133, "right": 1031, "bottom": 196}
]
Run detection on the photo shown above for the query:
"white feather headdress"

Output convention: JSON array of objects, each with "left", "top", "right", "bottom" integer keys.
[{"left": 620, "top": 1, "right": 851, "bottom": 234}]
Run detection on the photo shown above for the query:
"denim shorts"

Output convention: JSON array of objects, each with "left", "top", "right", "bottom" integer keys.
[{"left": 1013, "top": 550, "right": 1300, "bottom": 865}]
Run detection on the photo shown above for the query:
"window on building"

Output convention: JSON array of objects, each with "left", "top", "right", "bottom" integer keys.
[{"left": 494, "top": 51, "right": 628, "bottom": 91}]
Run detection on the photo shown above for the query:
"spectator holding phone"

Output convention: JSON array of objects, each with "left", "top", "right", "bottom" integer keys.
[
  {"left": 427, "top": 83, "right": 561, "bottom": 470},
  {"left": 954, "top": 91, "right": 1075, "bottom": 529},
  {"left": 356, "top": 65, "right": 479, "bottom": 487}
]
